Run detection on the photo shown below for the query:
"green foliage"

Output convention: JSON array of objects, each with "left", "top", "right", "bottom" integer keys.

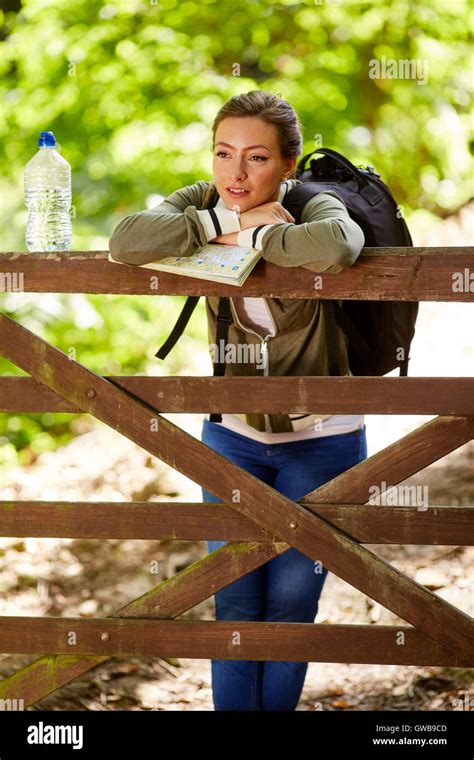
[
  {"left": 0, "top": 0, "right": 472, "bottom": 252},
  {"left": 0, "top": 291, "right": 209, "bottom": 467}
]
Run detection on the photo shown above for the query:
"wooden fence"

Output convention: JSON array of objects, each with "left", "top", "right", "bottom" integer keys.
[{"left": 0, "top": 246, "right": 473, "bottom": 708}]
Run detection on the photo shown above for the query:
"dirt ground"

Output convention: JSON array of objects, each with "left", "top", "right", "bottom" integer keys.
[{"left": 0, "top": 418, "right": 472, "bottom": 712}]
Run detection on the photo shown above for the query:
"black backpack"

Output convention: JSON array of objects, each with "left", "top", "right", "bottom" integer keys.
[{"left": 155, "top": 148, "right": 418, "bottom": 422}]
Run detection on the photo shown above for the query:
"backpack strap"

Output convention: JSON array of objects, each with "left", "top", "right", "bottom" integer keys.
[
  {"left": 399, "top": 357, "right": 409, "bottom": 376},
  {"left": 154, "top": 296, "right": 200, "bottom": 359},
  {"left": 297, "top": 147, "right": 381, "bottom": 205},
  {"left": 209, "top": 297, "right": 232, "bottom": 423},
  {"left": 155, "top": 295, "right": 234, "bottom": 422},
  {"left": 155, "top": 182, "right": 220, "bottom": 361}
]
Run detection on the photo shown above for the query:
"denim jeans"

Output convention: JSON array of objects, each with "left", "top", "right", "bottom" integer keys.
[{"left": 200, "top": 418, "right": 368, "bottom": 711}]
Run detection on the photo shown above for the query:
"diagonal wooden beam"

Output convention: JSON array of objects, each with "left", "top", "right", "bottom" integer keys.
[
  {"left": 302, "top": 415, "right": 474, "bottom": 505},
  {"left": 0, "top": 313, "right": 472, "bottom": 662},
  {"left": 0, "top": 540, "right": 290, "bottom": 707}
]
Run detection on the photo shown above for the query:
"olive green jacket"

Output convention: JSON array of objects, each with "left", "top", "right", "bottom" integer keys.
[{"left": 109, "top": 179, "right": 365, "bottom": 433}]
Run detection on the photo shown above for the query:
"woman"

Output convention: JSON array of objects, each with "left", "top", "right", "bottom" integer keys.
[{"left": 109, "top": 90, "right": 367, "bottom": 711}]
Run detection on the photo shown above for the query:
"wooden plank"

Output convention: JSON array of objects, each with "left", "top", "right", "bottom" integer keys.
[
  {"left": 306, "top": 505, "right": 473, "bottom": 545},
  {"left": 0, "top": 314, "right": 472, "bottom": 661},
  {"left": 303, "top": 415, "right": 474, "bottom": 505},
  {"left": 0, "top": 618, "right": 469, "bottom": 667},
  {"left": 0, "top": 540, "right": 289, "bottom": 707},
  {"left": 1, "top": 376, "right": 473, "bottom": 415},
  {"left": 1, "top": 249, "right": 473, "bottom": 301},
  {"left": 1, "top": 501, "right": 472, "bottom": 546}
]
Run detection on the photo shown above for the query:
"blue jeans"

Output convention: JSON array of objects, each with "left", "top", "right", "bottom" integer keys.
[{"left": 201, "top": 418, "right": 368, "bottom": 711}]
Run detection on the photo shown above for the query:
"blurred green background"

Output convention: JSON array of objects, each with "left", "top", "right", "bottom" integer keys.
[{"left": 0, "top": 0, "right": 472, "bottom": 467}]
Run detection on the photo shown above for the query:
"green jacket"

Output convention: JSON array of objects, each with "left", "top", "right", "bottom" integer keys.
[{"left": 109, "top": 179, "right": 365, "bottom": 433}]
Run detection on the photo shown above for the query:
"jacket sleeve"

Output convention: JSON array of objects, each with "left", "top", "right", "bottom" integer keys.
[
  {"left": 236, "top": 190, "right": 365, "bottom": 274},
  {"left": 108, "top": 180, "right": 241, "bottom": 265}
]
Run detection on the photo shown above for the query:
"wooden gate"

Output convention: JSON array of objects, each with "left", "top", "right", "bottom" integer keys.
[{"left": 0, "top": 245, "right": 472, "bottom": 708}]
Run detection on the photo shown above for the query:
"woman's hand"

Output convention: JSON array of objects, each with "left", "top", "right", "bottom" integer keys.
[
  {"left": 240, "top": 201, "right": 295, "bottom": 229},
  {"left": 210, "top": 201, "right": 295, "bottom": 245}
]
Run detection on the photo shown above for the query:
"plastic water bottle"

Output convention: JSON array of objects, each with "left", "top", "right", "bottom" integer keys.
[{"left": 24, "top": 131, "right": 72, "bottom": 251}]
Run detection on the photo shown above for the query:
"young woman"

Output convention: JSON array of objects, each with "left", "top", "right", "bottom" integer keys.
[{"left": 109, "top": 90, "right": 367, "bottom": 711}]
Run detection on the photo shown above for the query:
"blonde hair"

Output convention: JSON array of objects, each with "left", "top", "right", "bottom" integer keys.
[{"left": 202, "top": 89, "right": 303, "bottom": 209}]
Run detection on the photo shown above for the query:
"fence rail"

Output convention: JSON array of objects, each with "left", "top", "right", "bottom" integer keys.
[
  {"left": 0, "top": 247, "right": 473, "bottom": 708},
  {"left": 0, "top": 247, "right": 472, "bottom": 300}
]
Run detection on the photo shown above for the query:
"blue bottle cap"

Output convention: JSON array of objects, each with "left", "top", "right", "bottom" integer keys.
[{"left": 38, "top": 131, "right": 56, "bottom": 147}]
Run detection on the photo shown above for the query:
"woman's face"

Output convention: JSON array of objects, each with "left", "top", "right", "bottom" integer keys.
[{"left": 212, "top": 116, "right": 297, "bottom": 212}]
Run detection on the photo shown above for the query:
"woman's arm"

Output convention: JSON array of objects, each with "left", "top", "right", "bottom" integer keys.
[
  {"left": 108, "top": 181, "right": 241, "bottom": 265},
  {"left": 235, "top": 190, "right": 365, "bottom": 274}
]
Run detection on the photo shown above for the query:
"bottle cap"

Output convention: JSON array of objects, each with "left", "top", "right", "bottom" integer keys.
[{"left": 38, "top": 131, "right": 56, "bottom": 147}]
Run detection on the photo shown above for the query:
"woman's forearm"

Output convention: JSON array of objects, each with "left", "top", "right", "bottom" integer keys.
[{"left": 211, "top": 231, "right": 240, "bottom": 245}]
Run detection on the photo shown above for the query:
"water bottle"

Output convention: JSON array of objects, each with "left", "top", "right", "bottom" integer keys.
[{"left": 24, "top": 131, "right": 72, "bottom": 251}]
